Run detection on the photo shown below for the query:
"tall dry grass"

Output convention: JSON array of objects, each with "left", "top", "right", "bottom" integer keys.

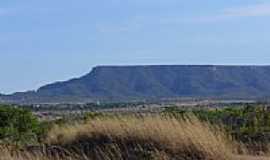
[
  {"left": 44, "top": 115, "right": 235, "bottom": 160},
  {"left": 0, "top": 115, "right": 258, "bottom": 160}
]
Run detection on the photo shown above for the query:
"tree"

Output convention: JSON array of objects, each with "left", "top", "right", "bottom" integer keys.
[{"left": 0, "top": 105, "right": 39, "bottom": 145}]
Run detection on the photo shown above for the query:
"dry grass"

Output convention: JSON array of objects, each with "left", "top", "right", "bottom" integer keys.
[
  {"left": 44, "top": 115, "right": 234, "bottom": 160},
  {"left": 1, "top": 115, "right": 269, "bottom": 160}
]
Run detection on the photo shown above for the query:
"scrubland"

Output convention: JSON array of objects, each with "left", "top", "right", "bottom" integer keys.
[{"left": 1, "top": 104, "right": 270, "bottom": 160}]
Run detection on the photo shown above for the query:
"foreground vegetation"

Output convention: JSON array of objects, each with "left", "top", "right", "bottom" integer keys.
[
  {"left": 1, "top": 115, "right": 235, "bottom": 159},
  {"left": 163, "top": 104, "right": 270, "bottom": 153},
  {"left": 1, "top": 103, "right": 270, "bottom": 159}
]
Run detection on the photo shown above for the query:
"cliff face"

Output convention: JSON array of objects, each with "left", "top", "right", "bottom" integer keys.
[{"left": 3, "top": 65, "right": 270, "bottom": 103}]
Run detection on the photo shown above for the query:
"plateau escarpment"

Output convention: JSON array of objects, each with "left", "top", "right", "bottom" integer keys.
[{"left": 2, "top": 65, "right": 270, "bottom": 103}]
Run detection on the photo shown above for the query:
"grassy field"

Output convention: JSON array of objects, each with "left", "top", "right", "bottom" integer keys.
[
  {"left": 1, "top": 104, "right": 270, "bottom": 160},
  {"left": 1, "top": 115, "right": 234, "bottom": 159}
]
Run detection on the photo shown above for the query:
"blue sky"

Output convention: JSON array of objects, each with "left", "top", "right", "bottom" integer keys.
[{"left": 1, "top": 0, "right": 270, "bottom": 93}]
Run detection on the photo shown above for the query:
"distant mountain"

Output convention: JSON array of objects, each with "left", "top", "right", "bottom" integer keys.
[{"left": 2, "top": 65, "right": 270, "bottom": 103}]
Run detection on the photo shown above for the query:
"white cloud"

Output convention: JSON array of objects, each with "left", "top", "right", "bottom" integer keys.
[
  {"left": 224, "top": 3, "right": 270, "bottom": 17},
  {"left": 126, "top": 3, "right": 270, "bottom": 25},
  {"left": 192, "top": 3, "right": 270, "bottom": 23}
]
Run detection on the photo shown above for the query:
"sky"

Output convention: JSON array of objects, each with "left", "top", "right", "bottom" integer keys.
[{"left": 1, "top": 0, "right": 270, "bottom": 94}]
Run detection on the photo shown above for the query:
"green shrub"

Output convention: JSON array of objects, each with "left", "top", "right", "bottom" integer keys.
[
  {"left": 0, "top": 105, "right": 40, "bottom": 145},
  {"left": 162, "top": 105, "right": 270, "bottom": 145}
]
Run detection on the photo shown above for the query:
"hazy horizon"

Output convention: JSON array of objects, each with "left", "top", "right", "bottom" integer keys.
[{"left": 1, "top": 0, "right": 270, "bottom": 93}]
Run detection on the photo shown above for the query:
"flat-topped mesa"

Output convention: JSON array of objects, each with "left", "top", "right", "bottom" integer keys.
[{"left": 3, "top": 65, "right": 270, "bottom": 103}]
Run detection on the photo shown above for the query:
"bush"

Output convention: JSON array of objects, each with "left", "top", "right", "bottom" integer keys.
[{"left": 0, "top": 105, "right": 40, "bottom": 145}]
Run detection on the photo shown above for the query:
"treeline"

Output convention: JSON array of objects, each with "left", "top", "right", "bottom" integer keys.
[{"left": 20, "top": 102, "right": 147, "bottom": 112}]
